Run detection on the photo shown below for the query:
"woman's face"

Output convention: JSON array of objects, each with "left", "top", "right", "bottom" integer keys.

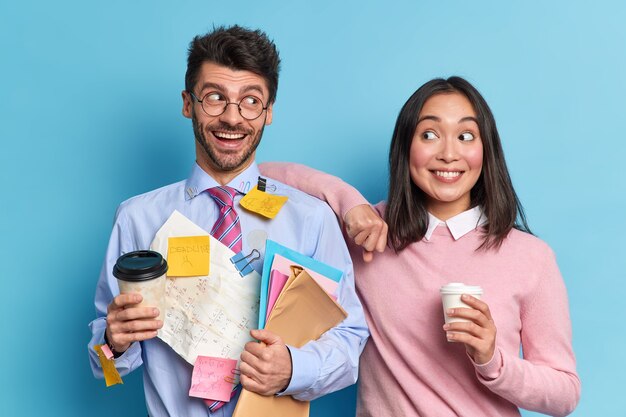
[{"left": 409, "top": 92, "right": 484, "bottom": 220}]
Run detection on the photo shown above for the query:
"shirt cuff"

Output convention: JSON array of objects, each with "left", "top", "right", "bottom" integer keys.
[
  {"left": 471, "top": 347, "right": 503, "bottom": 380},
  {"left": 278, "top": 345, "right": 319, "bottom": 396}
]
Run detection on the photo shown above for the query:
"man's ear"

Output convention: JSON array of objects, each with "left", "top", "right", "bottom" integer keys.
[
  {"left": 182, "top": 90, "right": 193, "bottom": 119},
  {"left": 265, "top": 103, "right": 273, "bottom": 125}
]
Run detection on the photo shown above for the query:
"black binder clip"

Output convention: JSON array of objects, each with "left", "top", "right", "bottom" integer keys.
[
  {"left": 230, "top": 249, "right": 260, "bottom": 277},
  {"left": 257, "top": 176, "right": 267, "bottom": 192}
]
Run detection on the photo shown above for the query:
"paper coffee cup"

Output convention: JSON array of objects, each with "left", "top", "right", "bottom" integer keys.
[
  {"left": 440, "top": 282, "right": 483, "bottom": 325},
  {"left": 113, "top": 250, "right": 168, "bottom": 321}
]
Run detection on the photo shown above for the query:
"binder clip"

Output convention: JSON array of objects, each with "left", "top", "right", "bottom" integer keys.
[
  {"left": 230, "top": 249, "right": 260, "bottom": 277},
  {"left": 257, "top": 176, "right": 267, "bottom": 192},
  {"left": 224, "top": 368, "right": 241, "bottom": 384}
]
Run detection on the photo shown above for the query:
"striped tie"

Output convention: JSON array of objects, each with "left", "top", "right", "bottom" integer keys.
[
  {"left": 207, "top": 186, "right": 243, "bottom": 254},
  {"left": 205, "top": 185, "right": 242, "bottom": 411}
]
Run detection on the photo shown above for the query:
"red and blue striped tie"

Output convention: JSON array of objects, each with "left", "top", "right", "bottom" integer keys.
[
  {"left": 205, "top": 185, "right": 242, "bottom": 411},
  {"left": 207, "top": 186, "right": 243, "bottom": 254}
]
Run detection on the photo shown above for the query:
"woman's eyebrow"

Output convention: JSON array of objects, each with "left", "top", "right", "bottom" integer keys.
[
  {"left": 417, "top": 115, "right": 440, "bottom": 125},
  {"left": 459, "top": 116, "right": 479, "bottom": 124}
]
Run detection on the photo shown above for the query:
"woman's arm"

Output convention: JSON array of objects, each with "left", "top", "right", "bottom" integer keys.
[
  {"left": 260, "top": 162, "right": 387, "bottom": 261},
  {"left": 475, "top": 247, "right": 581, "bottom": 416}
]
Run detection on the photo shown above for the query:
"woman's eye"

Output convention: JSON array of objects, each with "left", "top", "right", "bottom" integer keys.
[
  {"left": 422, "top": 131, "right": 437, "bottom": 140},
  {"left": 459, "top": 132, "right": 475, "bottom": 141}
]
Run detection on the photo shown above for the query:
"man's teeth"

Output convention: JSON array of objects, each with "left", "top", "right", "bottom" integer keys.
[
  {"left": 435, "top": 171, "right": 461, "bottom": 178},
  {"left": 214, "top": 132, "right": 245, "bottom": 140}
]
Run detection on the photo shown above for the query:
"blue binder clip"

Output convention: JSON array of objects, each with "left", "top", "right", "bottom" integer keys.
[{"left": 230, "top": 249, "right": 261, "bottom": 277}]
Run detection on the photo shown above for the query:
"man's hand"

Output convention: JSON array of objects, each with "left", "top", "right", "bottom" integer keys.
[
  {"left": 105, "top": 293, "right": 162, "bottom": 354},
  {"left": 239, "top": 329, "right": 292, "bottom": 396},
  {"left": 344, "top": 204, "right": 388, "bottom": 262}
]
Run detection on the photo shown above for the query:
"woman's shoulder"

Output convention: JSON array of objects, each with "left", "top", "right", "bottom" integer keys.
[{"left": 504, "top": 228, "right": 555, "bottom": 260}]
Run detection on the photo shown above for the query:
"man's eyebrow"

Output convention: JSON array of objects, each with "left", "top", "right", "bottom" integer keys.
[
  {"left": 196, "top": 82, "right": 266, "bottom": 98},
  {"left": 240, "top": 85, "right": 266, "bottom": 97},
  {"left": 197, "top": 82, "right": 224, "bottom": 93}
]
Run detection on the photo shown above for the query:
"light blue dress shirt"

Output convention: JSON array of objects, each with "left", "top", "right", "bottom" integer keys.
[{"left": 88, "top": 162, "right": 369, "bottom": 416}]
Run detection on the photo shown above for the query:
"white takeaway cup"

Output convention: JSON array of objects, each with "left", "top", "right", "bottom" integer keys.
[
  {"left": 113, "top": 250, "right": 168, "bottom": 321},
  {"left": 440, "top": 282, "right": 483, "bottom": 325}
]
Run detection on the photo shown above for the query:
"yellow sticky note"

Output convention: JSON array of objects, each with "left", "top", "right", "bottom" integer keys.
[
  {"left": 167, "top": 235, "right": 210, "bottom": 277},
  {"left": 240, "top": 186, "right": 288, "bottom": 219},
  {"left": 94, "top": 344, "right": 123, "bottom": 387}
]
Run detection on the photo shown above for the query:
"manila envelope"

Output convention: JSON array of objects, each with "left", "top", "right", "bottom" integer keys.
[{"left": 233, "top": 267, "right": 348, "bottom": 417}]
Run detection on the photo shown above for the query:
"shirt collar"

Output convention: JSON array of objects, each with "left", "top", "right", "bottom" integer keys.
[
  {"left": 424, "top": 206, "right": 487, "bottom": 241},
  {"left": 184, "top": 162, "right": 261, "bottom": 200}
]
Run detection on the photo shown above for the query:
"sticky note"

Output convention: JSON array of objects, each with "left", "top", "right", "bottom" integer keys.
[
  {"left": 94, "top": 344, "right": 123, "bottom": 387},
  {"left": 100, "top": 344, "right": 114, "bottom": 360},
  {"left": 189, "top": 356, "right": 238, "bottom": 402},
  {"left": 240, "top": 186, "right": 288, "bottom": 219},
  {"left": 167, "top": 235, "right": 210, "bottom": 277}
]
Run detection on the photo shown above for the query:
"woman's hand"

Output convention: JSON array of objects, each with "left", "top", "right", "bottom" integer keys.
[
  {"left": 443, "top": 294, "right": 497, "bottom": 365},
  {"left": 343, "top": 204, "right": 388, "bottom": 262}
]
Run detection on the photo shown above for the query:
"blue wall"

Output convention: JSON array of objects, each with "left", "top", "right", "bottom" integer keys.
[{"left": 1, "top": 1, "right": 623, "bottom": 415}]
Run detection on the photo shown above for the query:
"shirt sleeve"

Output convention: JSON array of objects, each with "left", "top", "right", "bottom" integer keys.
[
  {"left": 87, "top": 206, "right": 144, "bottom": 379},
  {"left": 279, "top": 202, "right": 370, "bottom": 401},
  {"left": 475, "top": 246, "right": 581, "bottom": 416},
  {"left": 259, "top": 162, "right": 370, "bottom": 223}
]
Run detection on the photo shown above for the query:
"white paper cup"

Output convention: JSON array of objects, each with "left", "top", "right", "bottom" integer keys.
[
  {"left": 440, "top": 282, "right": 483, "bottom": 325},
  {"left": 113, "top": 250, "right": 168, "bottom": 321}
]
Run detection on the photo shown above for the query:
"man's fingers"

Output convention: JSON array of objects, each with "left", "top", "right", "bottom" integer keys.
[
  {"left": 113, "top": 307, "right": 160, "bottom": 322},
  {"left": 250, "top": 329, "right": 283, "bottom": 346},
  {"left": 111, "top": 329, "right": 159, "bottom": 347},
  {"left": 108, "top": 293, "right": 143, "bottom": 311}
]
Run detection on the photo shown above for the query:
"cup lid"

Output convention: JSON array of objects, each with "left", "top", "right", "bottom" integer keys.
[
  {"left": 440, "top": 282, "right": 483, "bottom": 295},
  {"left": 113, "top": 250, "right": 168, "bottom": 282}
]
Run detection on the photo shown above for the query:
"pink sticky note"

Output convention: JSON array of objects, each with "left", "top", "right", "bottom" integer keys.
[
  {"left": 100, "top": 344, "right": 114, "bottom": 360},
  {"left": 189, "top": 356, "right": 237, "bottom": 402},
  {"left": 266, "top": 269, "right": 289, "bottom": 321}
]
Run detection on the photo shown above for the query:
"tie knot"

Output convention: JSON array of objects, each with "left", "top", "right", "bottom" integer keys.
[{"left": 207, "top": 186, "right": 238, "bottom": 208}]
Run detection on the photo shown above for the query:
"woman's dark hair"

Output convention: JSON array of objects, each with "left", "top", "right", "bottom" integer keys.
[
  {"left": 386, "top": 76, "right": 531, "bottom": 251},
  {"left": 185, "top": 25, "right": 281, "bottom": 104}
]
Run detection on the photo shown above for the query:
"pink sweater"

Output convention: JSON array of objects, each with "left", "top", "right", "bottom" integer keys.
[{"left": 261, "top": 163, "right": 580, "bottom": 417}]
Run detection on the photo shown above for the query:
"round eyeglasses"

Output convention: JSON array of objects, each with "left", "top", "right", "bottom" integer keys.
[{"left": 189, "top": 91, "right": 268, "bottom": 120}]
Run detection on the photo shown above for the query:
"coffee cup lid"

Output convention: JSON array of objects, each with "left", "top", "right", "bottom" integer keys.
[
  {"left": 113, "top": 250, "right": 168, "bottom": 282},
  {"left": 440, "top": 282, "right": 483, "bottom": 295}
]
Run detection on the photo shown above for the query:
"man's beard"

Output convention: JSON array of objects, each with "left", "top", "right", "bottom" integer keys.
[{"left": 192, "top": 113, "right": 264, "bottom": 172}]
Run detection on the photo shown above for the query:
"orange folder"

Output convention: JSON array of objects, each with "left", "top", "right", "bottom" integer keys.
[{"left": 233, "top": 267, "right": 348, "bottom": 417}]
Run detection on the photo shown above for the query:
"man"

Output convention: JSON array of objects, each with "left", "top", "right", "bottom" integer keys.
[{"left": 88, "top": 25, "right": 369, "bottom": 416}]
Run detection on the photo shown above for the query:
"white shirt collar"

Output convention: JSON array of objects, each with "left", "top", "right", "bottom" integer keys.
[{"left": 424, "top": 206, "right": 487, "bottom": 241}]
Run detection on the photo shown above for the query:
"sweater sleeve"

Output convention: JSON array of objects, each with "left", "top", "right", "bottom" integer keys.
[
  {"left": 259, "top": 162, "right": 370, "bottom": 223},
  {"left": 476, "top": 246, "right": 581, "bottom": 416}
]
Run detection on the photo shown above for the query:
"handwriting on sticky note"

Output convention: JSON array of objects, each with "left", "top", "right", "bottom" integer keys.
[
  {"left": 189, "top": 356, "right": 238, "bottom": 401},
  {"left": 94, "top": 344, "right": 123, "bottom": 387},
  {"left": 167, "top": 235, "right": 210, "bottom": 277},
  {"left": 240, "top": 186, "right": 288, "bottom": 219}
]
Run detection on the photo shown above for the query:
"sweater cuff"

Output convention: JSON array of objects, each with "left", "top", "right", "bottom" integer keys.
[
  {"left": 472, "top": 347, "right": 503, "bottom": 380},
  {"left": 278, "top": 345, "right": 318, "bottom": 396}
]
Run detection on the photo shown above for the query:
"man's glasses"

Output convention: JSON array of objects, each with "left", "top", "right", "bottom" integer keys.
[{"left": 189, "top": 91, "right": 268, "bottom": 120}]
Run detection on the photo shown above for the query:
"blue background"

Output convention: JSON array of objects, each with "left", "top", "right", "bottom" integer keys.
[{"left": 1, "top": 1, "right": 623, "bottom": 416}]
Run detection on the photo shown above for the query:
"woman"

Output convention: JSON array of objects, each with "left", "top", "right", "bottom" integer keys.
[{"left": 261, "top": 77, "right": 580, "bottom": 416}]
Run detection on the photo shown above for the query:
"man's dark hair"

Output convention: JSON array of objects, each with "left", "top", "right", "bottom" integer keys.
[
  {"left": 386, "top": 76, "right": 531, "bottom": 252},
  {"left": 185, "top": 25, "right": 281, "bottom": 103}
]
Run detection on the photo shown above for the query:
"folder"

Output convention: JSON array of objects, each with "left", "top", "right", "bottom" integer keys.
[
  {"left": 233, "top": 267, "right": 348, "bottom": 417},
  {"left": 258, "top": 240, "right": 343, "bottom": 329}
]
